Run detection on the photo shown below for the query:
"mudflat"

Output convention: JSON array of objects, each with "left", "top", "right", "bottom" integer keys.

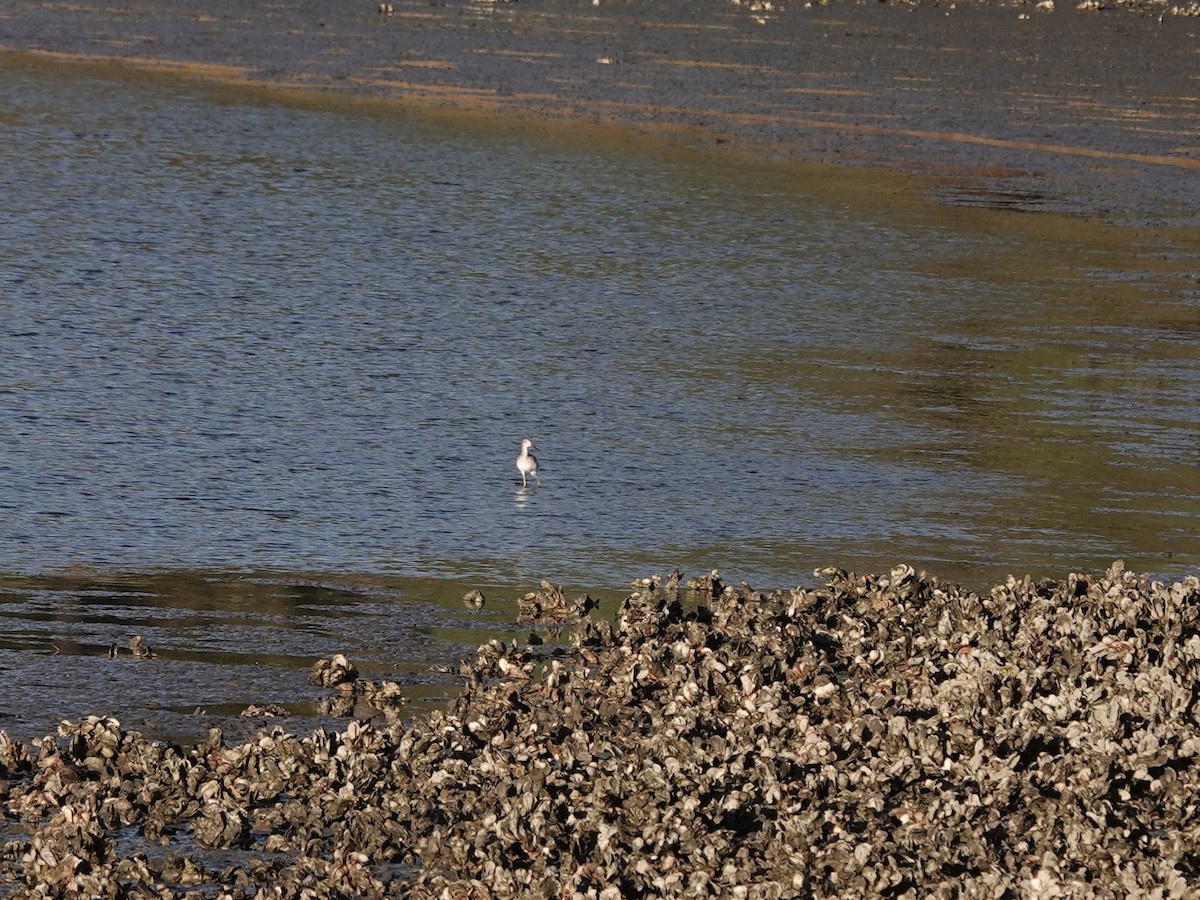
[{"left": 2, "top": 0, "right": 1199, "bottom": 225}]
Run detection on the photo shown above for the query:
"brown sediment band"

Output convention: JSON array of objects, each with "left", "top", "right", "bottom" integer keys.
[{"left": 5, "top": 43, "right": 1199, "bottom": 176}]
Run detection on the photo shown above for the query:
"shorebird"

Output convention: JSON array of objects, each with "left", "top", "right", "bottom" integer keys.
[{"left": 516, "top": 437, "right": 541, "bottom": 487}]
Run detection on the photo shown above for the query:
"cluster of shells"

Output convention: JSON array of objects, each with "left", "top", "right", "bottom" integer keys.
[
  {"left": 515, "top": 580, "right": 598, "bottom": 626},
  {"left": 2, "top": 561, "right": 1199, "bottom": 897},
  {"left": 308, "top": 653, "right": 410, "bottom": 721}
]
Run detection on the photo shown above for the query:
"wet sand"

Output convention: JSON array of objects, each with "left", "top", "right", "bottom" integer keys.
[{"left": 2, "top": 0, "right": 1199, "bottom": 226}]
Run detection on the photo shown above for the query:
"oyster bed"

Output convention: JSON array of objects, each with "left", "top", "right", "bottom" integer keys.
[{"left": 2, "top": 562, "right": 1199, "bottom": 897}]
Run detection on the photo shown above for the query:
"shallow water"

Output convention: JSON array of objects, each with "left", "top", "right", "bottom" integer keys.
[{"left": 0, "top": 56, "right": 1197, "bottom": 741}]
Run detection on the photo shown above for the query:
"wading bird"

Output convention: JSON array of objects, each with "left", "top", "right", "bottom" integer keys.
[{"left": 516, "top": 437, "right": 541, "bottom": 487}]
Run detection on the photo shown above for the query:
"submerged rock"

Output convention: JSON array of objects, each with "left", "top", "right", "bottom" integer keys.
[{"left": 2, "top": 562, "right": 1199, "bottom": 897}]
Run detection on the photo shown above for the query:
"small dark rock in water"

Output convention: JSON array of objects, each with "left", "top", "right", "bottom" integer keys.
[{"left": 2, "top": 561, "right": 1200, "bottom": 898}]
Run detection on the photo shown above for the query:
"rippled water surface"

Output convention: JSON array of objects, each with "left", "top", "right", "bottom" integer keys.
[{"left": 1, "top": 56, "right": 1197, "bottom": 740}]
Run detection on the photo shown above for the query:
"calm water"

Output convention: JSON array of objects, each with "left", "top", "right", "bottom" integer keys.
[{"left": 0, "top": 57, "right": 1197, "bottom": 740}]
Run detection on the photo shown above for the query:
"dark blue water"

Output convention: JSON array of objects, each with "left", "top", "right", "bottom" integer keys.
[
  {"left": 1, "top": 58, "right": 1197, "bottom": 594},
  {"left": 1, "top": 56, "right": 1197, "bottom": 744}
]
